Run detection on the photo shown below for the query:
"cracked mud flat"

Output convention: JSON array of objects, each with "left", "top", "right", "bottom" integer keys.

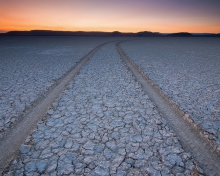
[
  {"left": 3, "top": 43, "right": 204, "bottom": 175},
  {"left": 121, "top": 38, "right": 220, "bottom": 148},
  {"left": 0, "top": 36, "right": 111, "bottom": 137}
]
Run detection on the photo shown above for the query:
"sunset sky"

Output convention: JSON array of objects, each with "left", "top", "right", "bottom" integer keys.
[{"left": 0, "top": 0, "right": 220, "bottom": 33}]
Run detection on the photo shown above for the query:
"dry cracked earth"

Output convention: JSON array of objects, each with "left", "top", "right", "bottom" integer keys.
[{"left": 2, "top": 42, "right": 205, "bottom": 176}]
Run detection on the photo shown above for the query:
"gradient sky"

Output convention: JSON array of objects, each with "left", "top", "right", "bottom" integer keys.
[{"left": 0, "top": 0, "right": 220, "bottom": 33}]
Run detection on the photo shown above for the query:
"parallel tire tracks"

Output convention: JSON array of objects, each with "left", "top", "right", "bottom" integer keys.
[
  {"left": 1, "top": 41, "right": 219, "bottom": 175},
  {"left": 117, "top": 42, "right": 220, "bottom": 176},
  {"left": 0, "top": 42, "right": 108, "bottom": 172}
]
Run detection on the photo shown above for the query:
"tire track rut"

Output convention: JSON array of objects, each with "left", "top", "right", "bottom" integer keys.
[
  {"left": 117, "top": 41, "right": 220, "bottom": 176},
  {"left": 1, "top": 41, "right": 219, "bottom": 175},
  {"left": 0, "top": 42, "right": 109, "bottom": 172}
]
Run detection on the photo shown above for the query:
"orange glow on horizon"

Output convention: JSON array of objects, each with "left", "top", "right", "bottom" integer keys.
[
  {"left": 1, "top": 0, "right": 220, "bottom": 34},
  {"left": 2, "top": 23, "right": 220, "bottom": 34}
]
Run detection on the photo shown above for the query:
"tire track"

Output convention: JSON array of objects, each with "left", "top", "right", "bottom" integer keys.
[
  {"left": 2, "top": 42, "right": 204, "bottom": 175},
  {"left": 117, "top": 41, "right": 220, "bottom": 176},
  {"left": 0, "top": 41, "right": 109, "bottom": 172}
]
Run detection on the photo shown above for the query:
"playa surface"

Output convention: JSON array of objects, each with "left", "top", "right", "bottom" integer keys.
[{"left": 1, "top": 37, "right": 219, "bottom": 175}]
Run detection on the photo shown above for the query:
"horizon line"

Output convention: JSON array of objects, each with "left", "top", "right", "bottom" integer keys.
[{"left": 0, "top": 29, "right": 220, "bottom": 35}]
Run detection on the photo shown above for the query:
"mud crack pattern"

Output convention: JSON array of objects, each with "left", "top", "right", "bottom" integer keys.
[{"left": 3, "top": 43, "right": 204, "bottom": 175}]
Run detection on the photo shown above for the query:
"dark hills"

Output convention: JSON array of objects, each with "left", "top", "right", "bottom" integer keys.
[
  {"left": 167, "top": 32, "right": 193, "bottom": 37},
  {"left": 0, "top": 30, "right": 219, "bottom": 37}
]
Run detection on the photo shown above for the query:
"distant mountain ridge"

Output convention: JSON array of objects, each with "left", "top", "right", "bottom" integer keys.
[
  {"left": 167, "top": 32, "right": 193, "bottom": 37},
  {"left": 0, "top": 30, "right": 219, "bottom": 37}
]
